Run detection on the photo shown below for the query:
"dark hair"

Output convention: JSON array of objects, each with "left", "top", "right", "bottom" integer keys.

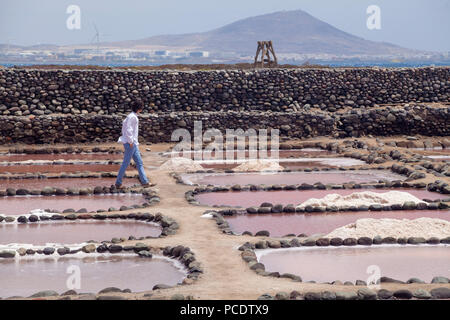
[{"left": 131, "top": 100, "right": 144, "bottom": 113}]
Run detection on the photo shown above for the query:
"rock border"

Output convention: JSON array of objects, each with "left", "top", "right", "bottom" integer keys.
[
  {"left": 165, "top": 140, "right": 393, "bottom": 174},
  {"left": 0, "top": 171, "right": 139, "bottom": 181},
  {"left": 1, "top": 146, "right": 121, "bottom": 155},
  {"left": 205, "top": 206, "right": 450, "bottom": 238},
  {"left": 0, "top": 159, "right": 122, "bottom": 166},
  {"left": 0, "top": 186, "right": 160, "bottom": 216},
  {"left": 258, "top": 287, "right": 450, "bottom": 300},
  {"left": 185, "top": 180, "right": 450, "bottom": 209},
  {"left": 0, "top": 211, "right": 179, "bottom": 239},
  {"left": 330, "top": 138, "right": 449, "bottom": 178},
  {"left": 173, "top": 163, "right": 420, "bottom": 185}
]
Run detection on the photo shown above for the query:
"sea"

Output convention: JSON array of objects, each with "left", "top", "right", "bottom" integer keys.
[{"left": 0, "top": 60, "right": 449, "bottom": 68}]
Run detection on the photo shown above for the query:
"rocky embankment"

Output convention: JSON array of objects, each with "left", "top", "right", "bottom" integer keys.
[
  {"left": 0, "top": 67, "right": 448, "bottom": 144},
  {"left": 0, "top": 105, "right": 448, "bottom": 144}
]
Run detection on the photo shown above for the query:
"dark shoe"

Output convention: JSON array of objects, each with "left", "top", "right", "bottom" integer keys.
[
  {"left": 141, "top": 183, "right": 150, "bottom": 187},
  {"left": 114, "top": 183, "right": 124, "bottom": 189}
]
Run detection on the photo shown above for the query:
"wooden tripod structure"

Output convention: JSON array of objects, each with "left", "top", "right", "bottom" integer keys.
[{"left": 254, "top": 41, "right": 278, "bottom": 67}]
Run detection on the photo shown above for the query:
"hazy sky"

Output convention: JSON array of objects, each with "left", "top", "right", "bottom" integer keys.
[{"left": 1, "top": 0, "right": 449, "bottom": 51}]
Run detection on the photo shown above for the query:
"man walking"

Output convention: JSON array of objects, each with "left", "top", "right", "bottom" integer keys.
[{"left": 115, "top": 100, "right": 150, "bottom": 188}]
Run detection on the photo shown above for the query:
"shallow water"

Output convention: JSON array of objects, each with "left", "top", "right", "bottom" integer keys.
[
  {"left": 167, "top": 149, "right": 334, "bottom": 160},
  {"left": 413, "top": 148, "right": 450, "bottom": 155},
  {"left": 425, "top": 155, "right": 450, "bottom": 162},
  {"left": 195, "top": 188, "right": 448, "bottom": 207},
  {"left": 0, "top": 194, "right": 147, "bottom": 215},
  {"left": 258, "top": 245, "right": 450, "bottom": 283},
  {"left": 225, "top": 210, "right": 450, "bottom": 236},
  {"left": 0, "top": 254, "right": 185, "bottom": 298},
  {"left": 0, "top": 153, "right": 122, "bottom": 162},
  {"left": 0, "top": 178, "right": 138, "bottom": 190},
  {"left": 0, "top": 220, "right": 161, "bottom": 245},
  {"left": 200, "top": 157, "right": 365, "bottom": 170},
  {"left": 0, "top": 164, "right": 124, "bottom": 174},
  {"left": 182, "top": 170, "right": 405, "bottom": 186}
]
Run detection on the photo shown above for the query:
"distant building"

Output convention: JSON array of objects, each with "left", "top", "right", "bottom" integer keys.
[
  {"left": 130, "top": 51, "right": 150, "bottom": 59},
  {"left": 154, "top": 50, "right": 170, "bottom": 56},
  {"left": 74, "top": 48, "right": 92, "bottom": 54},
  {"left": 188, "top": 51, "right": 209, "bottom": 58}
]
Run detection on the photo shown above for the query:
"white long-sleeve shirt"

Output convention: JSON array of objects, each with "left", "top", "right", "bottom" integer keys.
[{"left": 118, "top": 112, "right": 139, "bottom": 145}]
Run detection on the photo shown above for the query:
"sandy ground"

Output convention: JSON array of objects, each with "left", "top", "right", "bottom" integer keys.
[{"left": 3, "top": 138, "right": 450, "bottom": 300}]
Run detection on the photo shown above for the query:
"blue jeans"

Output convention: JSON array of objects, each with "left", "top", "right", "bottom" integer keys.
[{"left": 116, "top": 143, "right": 149, "bottom": 185}]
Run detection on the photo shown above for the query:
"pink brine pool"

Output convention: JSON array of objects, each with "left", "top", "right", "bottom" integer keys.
[
  {"left": 425, "top": 156, "right": 450, "bottom": 162},
  {"left": 167, "top": 149, "right": 335, "bottom": 160},
  {"left": 195, "top": 188, "right": 448, "bottom": 208},
  {"left": 0, "top": 220, "right": 161, "bottom": 245},
  {"left": 225, "top": 210, "right": 450, "bottom": 237},
  {"left": 0, "top": 194, "right": 147, "bottom": 215},
  {"left": 0, "top": 254, "right": 185, "bottom": 298},
  {"left": 258, "top": 245, "right": 450, "bottom": 283},
  {"left": 200, "top": 157, "right": 365, "bottom": 170},
  {"left": 414, "top": 149, "right": 450, "bottom": 155},
  {"left": 0, "top": 153, "right": 122, "bottom": 162},
  {"left": 0, "top": 178, "right": 138, "bottom": 190},
  {"left": 181, "top": 171, "right": 405, "bottom": 186},
  {"left": 0, "top": 164, "right": 125, "bottom": 174}
]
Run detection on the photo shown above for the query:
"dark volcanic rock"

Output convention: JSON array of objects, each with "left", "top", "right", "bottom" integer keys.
[
  {"left": 377, "top": 289, "right": 393, "bottom": 300},
  {"left": 393, "top": 290, "right": 413, "bottom": 299},
  {"left": 0, "top": 68, "right": 448, "bottom": 144},
  {"left": 43, "top": 247, "right": 55, "bottom": 255},
  {"left": 430, "top": 287, "right": 450, "bottom": 299}
]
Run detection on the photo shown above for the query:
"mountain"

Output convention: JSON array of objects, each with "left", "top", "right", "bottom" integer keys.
[
  {"left": 0, "top": 43, "right": 60, "bottom": 51},
  {"left": 106, "top": 9, "right": 415, "bottom": 55}
]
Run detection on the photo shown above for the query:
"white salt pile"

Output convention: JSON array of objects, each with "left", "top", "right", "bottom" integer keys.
[
  {"left": 298, "top": 191, "right": 425, "bottom": 208},
  {"left": 159, "top": 157, "right": 204, "bottom": 172},
  {"left": 326, "top": 217, "right": 450, "bottom": 239},
  {"left": 233, "top": 159, "right": 284, "bottom": 172}
]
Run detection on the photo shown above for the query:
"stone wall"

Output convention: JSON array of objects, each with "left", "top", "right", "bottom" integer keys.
[
  {"left": 0, "top": 67, "right": 448, "bottom": 144},
  {"left": 0, "top": 104, "right": 448, "bottom": 144},
  {"left": 0, "top": 67, "right": 448, "bottom": 115}
]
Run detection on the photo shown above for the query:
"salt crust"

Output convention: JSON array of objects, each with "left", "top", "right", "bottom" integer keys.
[{"left": 326, "top": 217, "right": 450, "bottom": 239}]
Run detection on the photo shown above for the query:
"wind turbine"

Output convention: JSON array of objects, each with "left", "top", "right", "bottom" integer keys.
[{"left": 91, "top": 23, "right": 110, "bottom": 53}]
